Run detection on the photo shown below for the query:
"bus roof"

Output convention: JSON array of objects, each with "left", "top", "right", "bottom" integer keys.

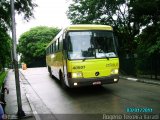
[
  {"left": 65, "top": 24, "right": 113, "bottom": 31},
  {"left": 46, "top": 24, "right": 113, "bottom": 48}
]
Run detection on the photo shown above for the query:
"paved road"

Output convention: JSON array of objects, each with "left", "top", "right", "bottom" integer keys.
[{"left": 20, "top": 67, "right": 160, "bottom": 119}]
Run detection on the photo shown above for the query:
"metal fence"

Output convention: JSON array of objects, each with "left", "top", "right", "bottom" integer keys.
[{"left": 119, "top": 54, "right": 160, "bottom": 80}]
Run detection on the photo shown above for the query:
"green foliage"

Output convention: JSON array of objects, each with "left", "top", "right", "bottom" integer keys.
[
  {"left": 67, "top": 0, "right": 140, "bottom": 54},
  {"left": 0, "top": 0, "right": 37, "bottom": 30},
  {"left": 0, "top": 71, "right": 7, "bottom": 88},
  {"left": 18, "top": 26, "right": 60, "bottom": 66},
  {"left": 0, "top": 0, "right": 37, "bottom": 69},
  {"left": 148, "top": 40, "right": 160, "bottom": 54},
  {"left": 67, "top": 0, "right": 160, "bottom": 77},
  {"left": 136, "top": 25, "right": 160, "bottom": 77},
  {"left": 67, "top": 0, "right": 160, "bottom": 53},
  {"left": 0, "top": 28, "right": 11, "bottom": 70},
  {"left": 131, "top": 0, "right": 160, "bottom": 26},
  {"left": 132, "top": 0, "right": 160, "bottom": 77}
]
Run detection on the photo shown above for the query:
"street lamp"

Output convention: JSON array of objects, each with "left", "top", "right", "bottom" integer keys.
[{"left": 10, "top": 0, "right": 25, "bottom": 117}]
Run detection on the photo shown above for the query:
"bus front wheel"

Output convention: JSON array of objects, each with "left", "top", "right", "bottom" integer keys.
[{"left": 59, "top": 72, "right": 68, "bottom": 89}]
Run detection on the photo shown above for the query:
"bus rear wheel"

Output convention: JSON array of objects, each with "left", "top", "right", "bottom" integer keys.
[{"left": 48, "top": 66, "right": 52, "bottom": 77}]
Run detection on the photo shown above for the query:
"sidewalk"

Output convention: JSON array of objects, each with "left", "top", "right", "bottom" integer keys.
[
  {"left": 120, "top": 75, "right": 160, "bottom": 85},
  {"left": 4, "top": 70, "right": 35, "bottom": 120}
]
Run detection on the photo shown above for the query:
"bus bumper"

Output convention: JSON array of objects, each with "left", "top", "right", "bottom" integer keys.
[{"left": 68, "top": 75, "right": 119, "bottom": 88}]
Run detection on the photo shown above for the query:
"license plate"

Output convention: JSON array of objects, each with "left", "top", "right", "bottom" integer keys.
[{"left": 93, "top": 81, "right": 101, "bottom": 85}]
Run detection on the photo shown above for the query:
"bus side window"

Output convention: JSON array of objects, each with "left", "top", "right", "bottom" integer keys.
[
  {"left": 52, "top": 43, "right": 54, "bottom": 53},
  {"left": 46, "top": 49, "right": 47, "bottom": 55},
  {"left": 58, "top": 38, "right": 60, "bottom": 51},
  {"left": 50, "top": 44, "right": 52, "bottom": 53},
  {"left": 53, "top": 41, "right": 56, "bottom": 53},
  {"left": 49, "top": 45, "right": 51, "bottom": 54},
  {"left": 62, "top": 32, "right": 67, "bottom": 50},
  {"left": 59, "top": 36, "right": 62, "bottom": 50},
  {"left": 47, "top": 47, "right": 49, "bottom": 54},
  {"left": 56, "top": 39, "right": 59, "bottom": 52}
]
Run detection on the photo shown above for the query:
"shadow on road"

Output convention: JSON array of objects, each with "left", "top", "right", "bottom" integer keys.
[
  {"left": 50, "top": 74, "right": 114, "bottom": 98},
  {"left": 66, "top": 86, "right": 113, "bottom": 97}
]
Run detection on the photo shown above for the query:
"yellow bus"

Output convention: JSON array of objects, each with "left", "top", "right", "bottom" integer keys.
[{"left": 46, "top": 24, "right": 119, "bottom": 88}]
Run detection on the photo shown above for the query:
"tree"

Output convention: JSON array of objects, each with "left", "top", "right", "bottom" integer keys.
[
  {"left": 131, "top": 0, "right": 160, "bottom": 78},
  {"left": 0, "top": 0, "right": 37, "bottom": 70},
  {"left": 0, "top": 0, "right": 37, "bottom": 30},
  {"left": 18, "top": 26, "right": 60, "bottom": 67},
  {"left": 135, "top": 26, "right": 160, "bottom": 79},
  {"left": 0, "top": 28, "right": 11, "bottom": 71},
  {"left": 67, "top": 0, "right": 142, "bottom": 54},
  {"left": 131, "top": 0, "right": 160, "bottom": 26},
  {"left": 67, "top": 0, "right": 160, "bottom": 77},
  {"left": 67, "top": 0, "right": 141, "bottom": 75}
]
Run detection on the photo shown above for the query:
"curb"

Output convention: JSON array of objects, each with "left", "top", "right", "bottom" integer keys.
[
  {"left": 137, "top": 79, "right": 160, "bottom": 86},
  {"left": 4, "top": 70, "right": 36, "bottom": 120},
  {"left": 120, "top": 76, "right": 138, "bottom": 82},
  {"left": 120, "top": 76, "right": 160, "bottom": 85},
  {"left": 19, "top": 70, "right": 57, "bottom": 120},
  {"left": 19, "top": 71, "right": 37, "bottom": 120}
]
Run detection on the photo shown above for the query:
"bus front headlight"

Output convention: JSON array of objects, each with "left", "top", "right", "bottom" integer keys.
[
  {"left": 111, "top": 69, "right": 119, "bottom": 74},
  {"left": 72, "top": 72, "right": 83, "bottom": 78}
]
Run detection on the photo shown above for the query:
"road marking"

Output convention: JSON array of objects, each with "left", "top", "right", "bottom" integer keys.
[
  {"left": 26, "top": 94, "right": 41, "bottom": 120},
  {"left": 127, "top": 77, "right": 138, "bottom": 81}
]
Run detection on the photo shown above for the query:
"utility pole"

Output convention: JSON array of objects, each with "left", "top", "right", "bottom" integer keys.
[{"left": 10, "top": 0, "right": 25, "bottom": 117}]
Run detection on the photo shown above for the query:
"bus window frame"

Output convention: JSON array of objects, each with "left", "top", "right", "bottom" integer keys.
[
  {"left": 59, "top": 35, "right": 63, "bottom": 51},
  {"left": 65, "top": 30, "right": 118, "bottom": 60}
]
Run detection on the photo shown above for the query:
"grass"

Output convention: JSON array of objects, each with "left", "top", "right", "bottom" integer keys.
[{"left": 0, "top": 71, "right": 8, "bottom": 88}]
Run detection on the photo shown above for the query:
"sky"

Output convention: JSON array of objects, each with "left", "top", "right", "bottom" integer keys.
[{"left": 16, "top": 0, "right": 72, "bottom": 39}]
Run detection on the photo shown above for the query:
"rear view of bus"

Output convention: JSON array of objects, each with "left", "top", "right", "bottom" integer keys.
[{"left": 65, "top": 25, "right": 119, "bottom": 87}]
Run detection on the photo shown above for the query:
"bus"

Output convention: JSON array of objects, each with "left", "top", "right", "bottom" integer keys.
[{"left": 46, "top": 24, "right": 119, "bottom": 88}]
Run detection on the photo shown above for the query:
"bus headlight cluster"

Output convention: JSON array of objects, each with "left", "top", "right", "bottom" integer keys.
[
  {"left": 111, "top": 69, "right": 119, "bottom": 74},
  {"left": 72, "top": 72, "right": 83, "bottom": 78}
]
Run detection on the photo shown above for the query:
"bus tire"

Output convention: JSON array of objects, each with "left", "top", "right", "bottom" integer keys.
[
  {"left": 59, "top": 72, "right": 68, "bottom": 89},
  {"left": 48, "top": 66, "right": 52, "bottom": 77}
]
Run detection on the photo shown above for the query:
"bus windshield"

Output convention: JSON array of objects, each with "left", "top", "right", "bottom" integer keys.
[{"left": 67, "top": 31, "right": 117, "bottom": 60}]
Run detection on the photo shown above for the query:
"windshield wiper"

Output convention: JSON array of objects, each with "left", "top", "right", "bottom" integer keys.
[
  {"left": 82, "top": 58, "right": 86, "bottom": 62},
  {"left": 82, "top": 57, "right": 94, "bottom": 61},
  {"left": 105, "top": 56, "right": 109, "bottom": 60}
]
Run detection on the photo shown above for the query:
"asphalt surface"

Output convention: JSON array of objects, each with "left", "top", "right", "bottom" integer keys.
[
  {"left": 4, "top": 68, "right": 160, "bottom": 120},
  {"left": 19, "top": 67, "right": 160, "bottom": 120}
]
